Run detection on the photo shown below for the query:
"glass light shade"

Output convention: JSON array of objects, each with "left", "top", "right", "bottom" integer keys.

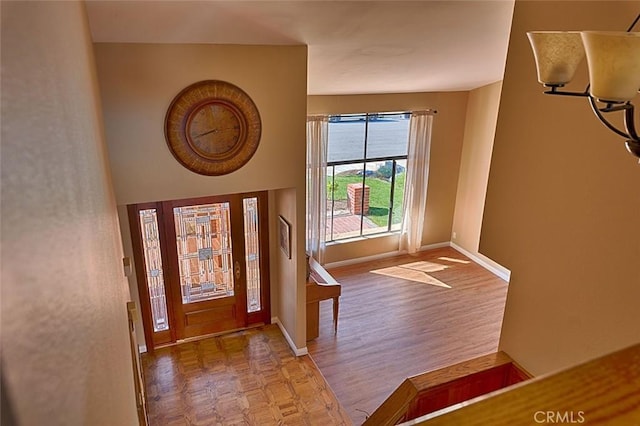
[
  {"left": 581, "top": 31, "right": 640, "bottom": 102},
  {"left": 527, "top": 31, "right": 585, "bottom": 86}
]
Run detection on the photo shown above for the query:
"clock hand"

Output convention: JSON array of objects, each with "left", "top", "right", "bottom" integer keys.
[
  {"left": 194, "top": 127, "right": 240, "bottom": 138},
  {"left": 194, "top": 128, "right": 219, "bottom": 138}
]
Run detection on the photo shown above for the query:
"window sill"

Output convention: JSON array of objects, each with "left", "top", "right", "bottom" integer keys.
[{"left": 326, "top": 231, "right": 401, "bottom": 246}]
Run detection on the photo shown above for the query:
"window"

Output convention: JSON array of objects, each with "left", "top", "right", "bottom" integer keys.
[{"left": 326, "top": 112, "right": 410, "bottom": 241}]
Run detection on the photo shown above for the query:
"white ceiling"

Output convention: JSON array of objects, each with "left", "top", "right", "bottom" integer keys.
[{"left": 86, "top": 0, "right": 515, "bottom": 95}]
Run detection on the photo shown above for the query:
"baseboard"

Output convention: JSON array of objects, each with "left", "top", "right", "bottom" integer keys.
[
  {"left": 322, "top": 240, "right": 508, "bottom": 282},
  {"left": 324, "top": 250, "right": 402, "bottom": 269},
  {"left": 418, "top": 241, "right": 452, "bottom": 252},
  {"left": 324, "top": 241, "right": 451, "bottom": 269},
  {"left": 450, "top": 242, "right": 511, "bottom": 282},
  {"left": 272, "top": 317, "right": 308, "bottom": 356}
]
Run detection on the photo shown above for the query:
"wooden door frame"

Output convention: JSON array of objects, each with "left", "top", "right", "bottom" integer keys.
[{"left": 128, "top": 191, "right": 271, "bottom": 351}]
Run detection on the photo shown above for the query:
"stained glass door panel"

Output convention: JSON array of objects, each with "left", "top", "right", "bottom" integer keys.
[
  {"left": 166, "top": 196, "right": 247, "bottom": 340},
  {"left": 243, "top": 197, "right": 262, "bottom": 313},
  {"left": 139, "top": 209, "right": 169, "bottom": 331},
  {"left": 173, "top": 203, "right": 235, "bottom": 304}
]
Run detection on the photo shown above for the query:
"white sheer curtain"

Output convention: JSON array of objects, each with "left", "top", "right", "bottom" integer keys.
[
  {"left": 400, "top": 111, "right": 435, "bottom": 254},
  {"left": 306, "top": 115, "right": 329, "bottom": 264}
]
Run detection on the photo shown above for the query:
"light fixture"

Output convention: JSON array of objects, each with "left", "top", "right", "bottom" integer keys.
[{"left": 527, "top": 14, "right": 640, "bottom": 159}]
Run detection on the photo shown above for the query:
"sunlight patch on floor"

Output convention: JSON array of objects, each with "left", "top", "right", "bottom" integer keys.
[
  {"left": 370, "top": 261, "right": 452, "bottom": 288},
  {"left": 402, "top": 261, "right": 448, "bottom": 273}
]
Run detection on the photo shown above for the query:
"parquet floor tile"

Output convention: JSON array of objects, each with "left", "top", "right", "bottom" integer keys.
[{"left": 142, "top": 324, "right": 352, "bottom": 425}]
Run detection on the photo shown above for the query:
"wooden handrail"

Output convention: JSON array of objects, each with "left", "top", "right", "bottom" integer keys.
[
  {"left": 402, "top": 342, "right": 640, "bottom": 425},
  {"left": 364, "top": 351, "right": 531, "bottom": 426}
]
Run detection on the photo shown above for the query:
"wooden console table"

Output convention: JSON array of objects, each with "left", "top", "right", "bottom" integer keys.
[{"left": 306, "top": 259, "right": 341, "bottom": 341}]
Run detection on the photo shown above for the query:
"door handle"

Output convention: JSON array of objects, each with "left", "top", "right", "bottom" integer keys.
[{"left": 234, "top": 260, "right": 241, "bottom": 280}]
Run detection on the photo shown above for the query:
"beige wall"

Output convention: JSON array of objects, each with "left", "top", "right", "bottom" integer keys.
[
  {"left": 272, "top": 188, "right": 307, "bottom": 349},
  {"left": 308, "top": 92, "right": 468, "bottom": 264},
  {"left": 452, "top": 81, "right": 502, "bottom": 253},
  {"left": 1, "top": 2, "right": 138, "bottom": 424},
  {"left": 482, "top": 0, "right": 640, "bottom": 375},
  {"left": 94, "top": 43, "right": 307, "bottom": 205},
  {"left": 94, "top": 43, "right": 308, "bottom": 349}
]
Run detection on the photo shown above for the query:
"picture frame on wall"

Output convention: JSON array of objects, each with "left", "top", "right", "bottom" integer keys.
[{"left": 278, "top": 215, "right": 291, "bottom": 259}]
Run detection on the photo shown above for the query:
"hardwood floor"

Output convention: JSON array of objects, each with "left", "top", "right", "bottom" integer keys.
[
  {"left": 307, "top": 246, "right": 508, "bottom": 424},
  {"left": 142, "top": 325, "right": 351, "bottom": 425},
  {"left": 141, "top": 246, "right": 507, "bottom": 425}
]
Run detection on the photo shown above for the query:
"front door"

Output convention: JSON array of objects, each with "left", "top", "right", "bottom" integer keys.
[
  {"left": 129, "top": 192, "right": 270, "bottom": 350},
  {"left": 166, "top": 196, "right": 246, "bottom": 339}
]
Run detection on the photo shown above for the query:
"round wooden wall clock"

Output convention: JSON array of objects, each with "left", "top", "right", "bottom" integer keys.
[{"left": 164, "top": 80, "right": 261, "bottom": 175}]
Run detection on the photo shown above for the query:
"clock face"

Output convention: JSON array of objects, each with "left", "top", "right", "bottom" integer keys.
[
  {"left": 187, "top": 102, "right": 243, "bottom": 158},
  {"left": 164, "top": 80, "right": 261, "bottom": 176}
]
